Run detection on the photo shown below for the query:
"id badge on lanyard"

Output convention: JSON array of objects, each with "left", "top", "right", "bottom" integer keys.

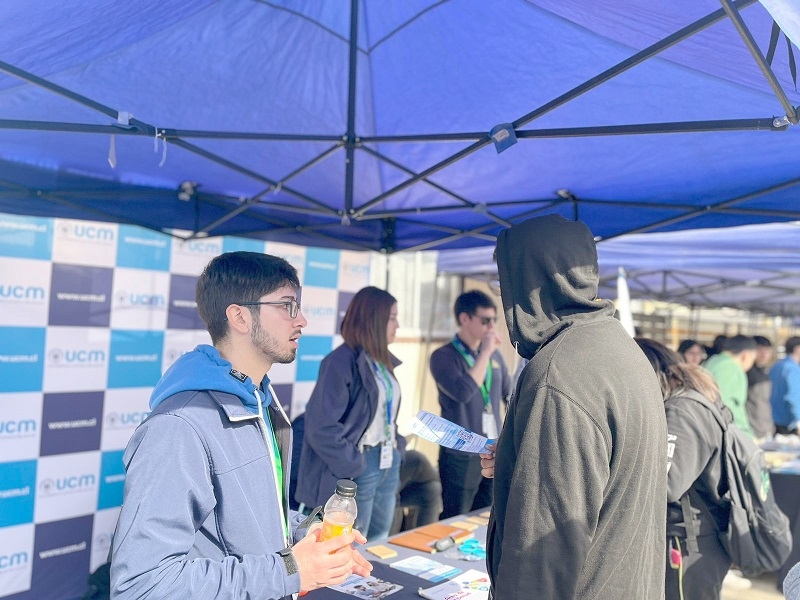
[
  {"left": 379, "top": 442, "right": 394, "bottom": 470},
  {"left": 482, "top": 407, "right": 498, "bottom": 440}
]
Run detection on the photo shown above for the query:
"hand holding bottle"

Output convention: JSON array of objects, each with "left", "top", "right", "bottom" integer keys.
[{"left": 293, "top": 529, "right": 372, "bottom": 592}]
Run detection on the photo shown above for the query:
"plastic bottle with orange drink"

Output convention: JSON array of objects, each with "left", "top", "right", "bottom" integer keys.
[{"left": 320, "top": 479, "right": 358, "bottom": 542}]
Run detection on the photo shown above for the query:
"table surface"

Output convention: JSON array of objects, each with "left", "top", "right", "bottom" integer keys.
[{"left": 308, "top": 512, "right": 490, "bottom": 600}]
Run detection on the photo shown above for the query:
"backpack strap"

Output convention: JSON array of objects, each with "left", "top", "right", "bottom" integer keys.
[
  {"left": 679, "top": 494, "right": 700, "bottom": 553},
  {"left": 670, "top": 390, "right": 726, "bottom": 556}
]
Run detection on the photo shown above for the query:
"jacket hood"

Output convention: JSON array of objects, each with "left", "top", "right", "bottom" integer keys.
[
  {"left": 150, "top": 344, "right": 268, "bottom": 412},
  {"left": 495, "top": 214, "right": 615, "bottom": 359}
]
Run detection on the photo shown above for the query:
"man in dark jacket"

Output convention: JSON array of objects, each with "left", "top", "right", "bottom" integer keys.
[
  {"left": 487, "top": 215, "right": 667, "bottom": 600},
  {"left": 430, "top": 290, "right": 511, "bottom": 518},
  {"left": 747, "top": 335, "right": 774, "bottom": 440}
]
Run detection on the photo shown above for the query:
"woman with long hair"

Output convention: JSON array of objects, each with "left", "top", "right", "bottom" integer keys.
[
  {"left": 636, "top": 338, "right": 731, "bottom": 600},
  {"left": 677, "top": 339, "right": 706, "bottom": 367},
  {"left": 296, "top": 286, "right": 404, "bottom": 540}
]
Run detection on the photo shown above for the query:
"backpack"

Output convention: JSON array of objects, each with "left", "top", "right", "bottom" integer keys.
[{"left": 679, "top": 394, "right": 792, "bottom": 576}]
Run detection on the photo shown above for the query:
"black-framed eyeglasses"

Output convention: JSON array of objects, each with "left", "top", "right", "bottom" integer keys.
[
  {"left": 476, "top": 315, "right": 497, "bottom": 326},
  {"left": 238, "top": 299, "right": 301, "bottom": 319}
]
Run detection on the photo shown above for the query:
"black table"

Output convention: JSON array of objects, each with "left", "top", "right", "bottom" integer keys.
[{"left": 308, "top": 514, "right": 489, "bottom": 600}]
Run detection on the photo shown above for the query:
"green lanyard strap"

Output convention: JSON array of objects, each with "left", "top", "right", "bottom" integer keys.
[
  {"left": 261, "top": 399, "right": 289, "bottom": 541},
  {"left": 451, "top": 336, "right": 493, "bottom": 409},
  {"left": 370, "top": 359, "right": 394, "bottom": 439}
]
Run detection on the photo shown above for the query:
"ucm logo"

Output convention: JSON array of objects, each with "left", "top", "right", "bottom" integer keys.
[
  {"left": 48, "top": 349, "right": 106, "bottom": 365},
  {"left": 304, "top": 305, "right": 335, "bottom": 318},
  {"left": 180, "top": 240, "right": 221, "bottom": 254},
  {"left": 106, "top": 411, "right": 150, "bottom": 428},
  {"left": 58, "top": 223, "right": 115, "bottom": 241},
  {"left": 115, "top": 292, "right": 167, "bottom": 307},
  {"left": 0, "top": 284, "right": 46, "bottom": 301},
  {"left": 0, "top": 419, "right": 37, "bottom": 435},
  {"left": 344, "top": 263, "right": 370, "bottom": 275},
  {"left": 0, "top": 552, "right": 28, "bottom": 570},
  {"left": 39, "top": 474, "right": 96, "bottom": 495}
]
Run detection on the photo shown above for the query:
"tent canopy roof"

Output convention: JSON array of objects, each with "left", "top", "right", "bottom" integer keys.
[
  {"left": 437, "top": 221, "right": 800, "bottom": 317},
  {"left": 2, "top": 0, "right": 800, "bottom": 251}
]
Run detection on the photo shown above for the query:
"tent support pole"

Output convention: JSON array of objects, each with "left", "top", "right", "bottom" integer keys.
[
  {"left": 186, "top": 144, "right": 344, "bottom": 238},
  {"left": 719, "top": 0, "right": 798, "bottom": 125},
  {"left": 353, "top": 0, "right": 757, "bottom": 217},
  {"left": 360, "top": 146, "right": 511, "bottom": 227},
  {"left": 344, "top": 0, "right": 359, "bottom": 216},
  {"left": 599, "top": 173, "right": 800, "bottom": 240}
]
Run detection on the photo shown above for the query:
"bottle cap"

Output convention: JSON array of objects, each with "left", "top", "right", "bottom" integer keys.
[{"left": 335, "top": 479, "right": 357, "bottom": 498}]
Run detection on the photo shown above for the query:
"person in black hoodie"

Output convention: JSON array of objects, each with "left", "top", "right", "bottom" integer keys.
[
  {"left": 487, "top": 215, "right": 667, "bottom": 600},
  {"left": 636, "top": 338, "right": 731, "bottom": 600}
]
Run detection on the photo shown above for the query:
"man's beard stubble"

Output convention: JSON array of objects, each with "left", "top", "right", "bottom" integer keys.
[{"left": 251, "top": 317, "right": 297, "bottom": 365}]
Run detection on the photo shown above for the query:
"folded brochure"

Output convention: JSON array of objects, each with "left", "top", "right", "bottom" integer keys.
[
  {"left": 329, "top": 574, "right": 403, "bottom": 599},
  {"left": 409, "top": 411, "right": 494, "bottom": 454},
  {"left": 390, "top": 555, "right": 462, "bottom": 582},
  {"left": 418, "top": 569, "right": 490, "bottom": 600}
]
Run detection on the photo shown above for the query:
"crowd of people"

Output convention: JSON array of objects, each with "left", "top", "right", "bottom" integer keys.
[{"left": 106, "top": 215, "right": 800, "bottom": 600}]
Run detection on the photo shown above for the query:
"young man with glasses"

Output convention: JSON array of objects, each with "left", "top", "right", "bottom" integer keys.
[
  {"left": 429, "top": 290, "right": 511, "bottom": 518},
  {"left": 111, "top": 251, "right": 372, "bottom": 600}
]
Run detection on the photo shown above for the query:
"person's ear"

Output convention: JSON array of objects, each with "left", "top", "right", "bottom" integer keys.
[
  {"left": 457, "top": 312, "right": 469, "bottom": 327},
  {"left": 225, "top": 304, "right": 251, "bottom": 335}
]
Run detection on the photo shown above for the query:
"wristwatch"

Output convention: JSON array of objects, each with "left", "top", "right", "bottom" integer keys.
[{"left": 276, "top": 546, "right": 299, "bottom": 576}]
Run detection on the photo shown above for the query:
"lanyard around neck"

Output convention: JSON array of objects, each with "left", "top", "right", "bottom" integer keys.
[
  {"left": 451, "top": 336, "right": 493, "bottom": 408},
  {"left": 256, "top": 391, "right": 289, "bottom": 542},
  {"left": 370, "top": 359, "right": 394, "bottom": 439}
]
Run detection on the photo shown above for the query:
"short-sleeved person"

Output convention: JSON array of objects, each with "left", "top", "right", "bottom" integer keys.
[
  {"left": 703, "top": 335, "right": 757, "bottom": 437},
  {"left": 770, "top": 336, "right": 800, "bottom": 435},
  {"left": 429, "top": 290, "right": 511, "bottom": 519},
  {"left": 486, "top": 215, "right": 667, "bottom": 600},
  {"left": 110, "top": 252, "right": 372, "bottom": 600}
]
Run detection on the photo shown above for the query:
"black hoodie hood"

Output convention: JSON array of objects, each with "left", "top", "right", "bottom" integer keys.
[{"left": 495, "top": 214, "right": 615, "bottom": 359}]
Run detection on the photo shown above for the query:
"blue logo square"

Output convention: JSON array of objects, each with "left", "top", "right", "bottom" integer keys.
[
  {"left": 222, "top": 236, "right": 266, "bottom": 254},
  {"left": 0, "top": 213, "right": 52, "bottom": 260},
  {"left": 304, "top": 248, "right": 339, "bottom": 288},
  {"left": 296, "top": 336, "right": 333, "bottom": 382},
  {"left": 98, "top": 450, "right": 125, "bottom": 510},
  {"left": 0, "top": 459, "right": 37, "bottom": 527},
  {"left": 116, "top": 225, "right": 171, "bottom": 271},
  {"left": 48, "top": 264, "right": 113, "bottom": 327},
  {"left": 0, "top": 327, "right": 45, "bottom": 392},
  {"left": 40, "top": 392, "right": 104, "bottom": 456},
  {"left": 108, "top": 330, "right": 164, "bottom": 388},
  {"left": 31, "top": 515, "right": 92, "bottom": 600}
]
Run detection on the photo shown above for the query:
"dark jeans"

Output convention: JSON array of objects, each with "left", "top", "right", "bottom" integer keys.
[{"left": 438, "top": 448, "right": 492, "bottom": 519}]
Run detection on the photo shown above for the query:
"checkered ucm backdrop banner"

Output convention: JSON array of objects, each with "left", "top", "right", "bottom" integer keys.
[{"left": 0, "top": 212, "right": 371, "bottom": 600}]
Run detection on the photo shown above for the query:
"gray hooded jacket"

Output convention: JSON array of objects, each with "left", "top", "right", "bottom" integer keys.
[
  {"left": 111, "top": 346, "right": 307, "bottom": 600},
  {"left": 487, "top": 215, "right": 667, "bottom": 600}
]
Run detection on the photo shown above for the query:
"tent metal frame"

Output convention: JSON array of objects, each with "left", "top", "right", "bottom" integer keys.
[{"left": 2, "top": 0, "right": 800, "bottom": 250}]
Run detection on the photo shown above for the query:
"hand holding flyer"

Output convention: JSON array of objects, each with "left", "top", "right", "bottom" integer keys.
[{"left": 408, "top": 411, "right": 494, "bottom": 454}]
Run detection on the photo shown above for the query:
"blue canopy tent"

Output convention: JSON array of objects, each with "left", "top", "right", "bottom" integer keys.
[
  {"left": 436, "top": 221, "right": 800, "bottom": 317},
  {"left": 1, "top": 0, "right": 800, "bottom": 251}
]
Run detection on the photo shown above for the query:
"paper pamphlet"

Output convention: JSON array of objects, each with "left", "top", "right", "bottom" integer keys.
[
  {"left": 417, "top": 569, "right": 490, "bottom": 600},
  {"left": 408, "top": 411, "right": 494, "bottom": 454},
  {"left": 329, "top": 574, "right": 403, "bottom": 599},
  {"left": 390, "top": 555, "right": 462, "bottom": 582}
]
